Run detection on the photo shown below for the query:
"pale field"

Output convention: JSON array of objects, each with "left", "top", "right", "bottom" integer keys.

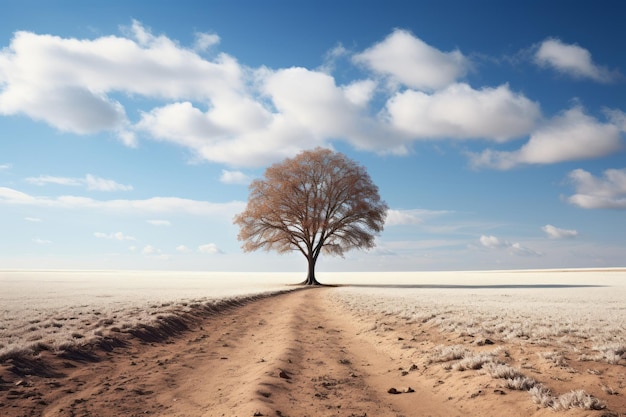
[
  {"left": 0, "top": 270, "right": 296, "bottom": 358},
  {"left": 2, "top": 268, "right": 625, "bottom": 365},
  {"left": 325, "top": 268, "right": 626, "bottom": 411},
  {"left": 326, "top": 269, "right": 626, "bottom": 359},
  {"left": 1, "top": 268, "right": 625, "bottom": 411}
]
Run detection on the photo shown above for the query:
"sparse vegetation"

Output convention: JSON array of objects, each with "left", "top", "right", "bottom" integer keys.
[
  {"left": 329, "top": 272, "right": 624, "bottom": 413},
  {"left": 0, "top": 271, "right": 294, "bottom": 362}
]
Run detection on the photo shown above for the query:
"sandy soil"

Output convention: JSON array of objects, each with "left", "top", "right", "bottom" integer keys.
[{"left": 0, "top": 287, "right": 623, "bottom": 417}]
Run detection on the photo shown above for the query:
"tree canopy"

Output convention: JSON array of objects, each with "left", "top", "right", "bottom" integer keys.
[{"left": 234, "top": 148, "right": 388, "bottom": 285}]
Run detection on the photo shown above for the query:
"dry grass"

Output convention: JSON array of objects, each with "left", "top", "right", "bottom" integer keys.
[
  {"left": 329, "top": 270, "right": 624, "bottom": 413},
  {"left": 0, "top": 271, "right": 295, "bottom": 363}
]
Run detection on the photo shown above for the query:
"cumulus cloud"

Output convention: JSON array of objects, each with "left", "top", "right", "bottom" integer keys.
[
  {"left": 386, "top": 83, "right": 540, "bottom": 142},
  {"left": 0, "top": 21, "right": 243, "bottom": 143},
  {"left": 25, "top": 174, "right": 133, "bottom": 191},
  {"left": 469, "top": 107, "right": 624, "bottom": 169},
  {"left": 0, "top": 23, "right": 618, "bottom": 170},
  {"left": 198, "top": 243, "right": 223, "bottom": 254},
  {"left": 542, "top": 224, "right": 578, "bottom": 239},
  {"left": 260, "top": 67, "right": 398, "bottom": 153},
  {"left": 566, "top": 168, "right": 626, "bottom": 209},
  {"left": 535, "top": 38, "right": 616, "bottom": 83},
  {"left": 479, "top": 235, "right": 541, "bottom": 257},
  {"left": 94, "top": 232, "right": 137, "bottom": 241},
  {"left": 0, "top": 163, "right": 12, "bottom": 171},
  {"left": 0, "top": 186, "right": 244, "bottom": 216},
  {"left": 353, "top": 29, "right": 468, "bottom": 90},
  {"left": 220, "top": 170, "right": 252, "bottom": 185},
  {"left": 137, "top": 65, "right": 403, "bottom": 166}
]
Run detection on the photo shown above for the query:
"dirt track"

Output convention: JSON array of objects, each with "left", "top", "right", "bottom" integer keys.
[{"left": 1, "top": 287, "right": 623, "bottom": 416}]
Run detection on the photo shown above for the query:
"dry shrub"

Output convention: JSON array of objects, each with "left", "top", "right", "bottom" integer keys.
[
  {"left": 552, "top": 390, "right": 606, "bottom": 411},
  {"left": 429, "top": 345, "right": 468, "bottom": 363},
  {"left": 452, "top": 353, "right": 496, "bottom": 371},
  {"left": 539, "top": 350, "right": 567, "bottom": 366},
  {"left": 530, "top": 386, "right": 606, "bottom": 410},
  {"left": 530, "top": 385, "right": 554, "bottom": 407},
  {"left": 505, "top": 376, "right": 537, "bottom": 390},
  {"left": 482, "top": 362, "right": 523, "bottom": 379}
]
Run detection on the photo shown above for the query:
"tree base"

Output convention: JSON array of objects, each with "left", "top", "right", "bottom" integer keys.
[{"left": 299, "top": 277, "right": 322, "bottom": 286}]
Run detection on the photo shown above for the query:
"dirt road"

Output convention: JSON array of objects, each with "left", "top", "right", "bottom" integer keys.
[
  {"left": 1, "top": 288, "right": 459, "bottom": 417},
  {"left": 2, "top": 287, "right": 621, "bottom": 417}
]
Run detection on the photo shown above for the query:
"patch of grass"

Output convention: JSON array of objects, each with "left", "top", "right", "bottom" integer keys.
[
  {"left": 552, "top": 390, "right": 606, "bottom": 411},
  {"left": 429, "top": 345, "right": 468, "bottom": 363}
]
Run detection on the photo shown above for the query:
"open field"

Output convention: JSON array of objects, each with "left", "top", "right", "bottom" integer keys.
[
  {"left": 0, "top": 270, "right": 294, "bottom": 360},
  {"left": 0, "top": 268, "right": 625, "bottom": 416},
  {"left": 328, "top": 269, "right": 625, "bottom": 415}
]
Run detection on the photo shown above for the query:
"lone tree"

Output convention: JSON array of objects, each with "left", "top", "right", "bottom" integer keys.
[{"left": 234, "top": 148, "right": 388, "bottom": 285}]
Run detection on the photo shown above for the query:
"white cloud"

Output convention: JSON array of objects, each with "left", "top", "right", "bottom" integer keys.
[
  {"left": 193, "top": 32, "right": 220, "bottom": 51},
  {"left": 534, "top": 38, "right": 616, "bottom": 83},
  {"left": 220, "top": 170, "right": 252, "bottom": 185},
  {"left": 260, "top": 67, "right": 392, "bottom": 151},
  {"left": 566, "top": 168, "right": 626, "bottom": 209},
  {"left": 342, "top": 79, "right": 377, "bottom": 108},
  {"left": 138, "top": 65, "right": 403, "bottom": 166},
  {"left": 542, "top": 224, "right": 578, "bottom": 239},
  {"left": 386, "top": 83, "right": 540, "bottom": 142},
  {"left": 24, "top": 217, "right": 42, "bottom": 222},
  {"left": 176, "top": 245, "right": 190, "bottom": 253},
  {"left": 353, "top": 29, "right": 468, "bottom": 90},
  {"left": 0, "top": 23, "right": 618, "bottom": 172},
  {"left": 479, "top": 235, "right": 508, "bottom": 249},
  {"left": 385, "top": 209, "right": 450, "bottom": 226},
  {"left": 94, "top": 232, "right": 137, "bottom": 241},
  {"left": 0, "top": 186, "right": 244, "bottom": 216},
  {"left": 84, "top": 174, "right": 133, "bottom": 191},
  {"left": 147, "top": 219, "right": 171, "bottom": 226},
  {"left": 25, "top": 174, "right": 133, "bottom": 191},
  {"left": 198, "top": 243, "right": 223, "bottom": 254},
  {"left": 0, "top": 163, "right": 12, "bottom": 171},
  {"left": 479, "top": 235, "right": 541, "bottom": 257},
  {"left": 0, "top": 21, "right": 244, "bottom": 142},
  {"left": 319, "top": 43, "right": 349, "bottom": 74},
  {"left": 470, "top": 107, "right": 623, "bottom": 169}
]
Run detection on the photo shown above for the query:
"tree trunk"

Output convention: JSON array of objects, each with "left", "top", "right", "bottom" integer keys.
[{"left": 301, "top": 255, "right": 321, "bottom": 285}]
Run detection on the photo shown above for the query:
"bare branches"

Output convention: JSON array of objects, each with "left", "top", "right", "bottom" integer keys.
[{"left": 233, "top": 148, "right": 388, "bottom": 284}]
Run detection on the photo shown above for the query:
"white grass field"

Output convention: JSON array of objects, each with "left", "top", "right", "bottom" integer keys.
[
  {"left": 326, "top": 268, "right": 626, "bottom": 353},
  {"left": 0, "top": 268, "right": 625, "bottom": 413},
  {"left": 325, "top": 268, "right": 626, "bottom": 412},
  {"left": 2, "top": 268, "right": 624, "bottom": 365},
  {"left": 0, "top": 270, "right": 295, "bottom": 359}
]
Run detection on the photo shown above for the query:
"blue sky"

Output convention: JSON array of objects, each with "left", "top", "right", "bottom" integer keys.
[{"left": 1, "top": 0, "right": 625, "bottom": 273}]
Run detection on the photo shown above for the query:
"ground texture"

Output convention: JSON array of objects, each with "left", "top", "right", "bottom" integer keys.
[{"left": 0, "top": 287, "right": 623, "bottom": 416}]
